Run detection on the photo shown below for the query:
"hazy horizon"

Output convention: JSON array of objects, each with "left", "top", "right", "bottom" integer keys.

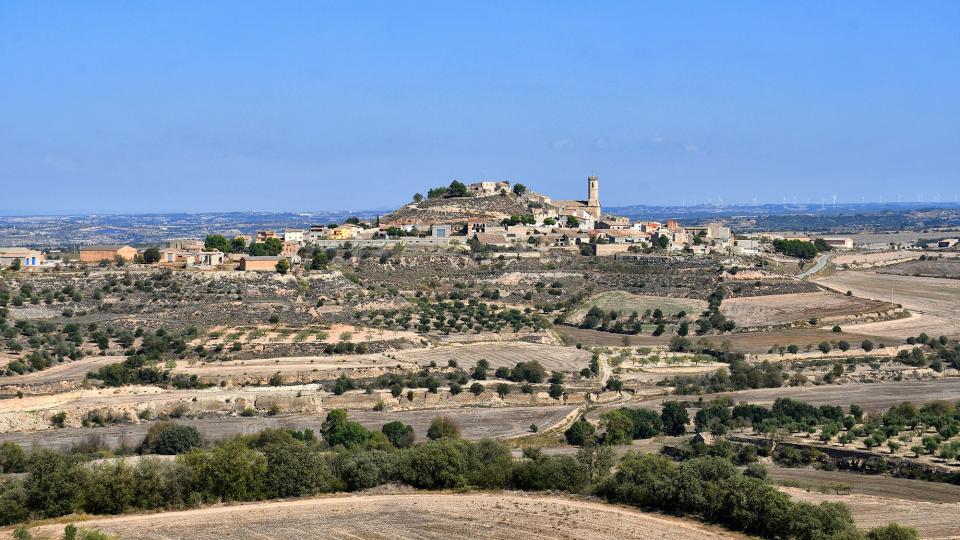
[{"left": 2, "top": 2, "right": 958, "bottom": 214}]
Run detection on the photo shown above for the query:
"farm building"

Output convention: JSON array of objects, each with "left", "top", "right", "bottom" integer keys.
[
  {"left": 820, "top": 237, "right": 854, "bottom": 249},
  {"left": 79, "top": 245, "right": 137, "bottom": 263},
  {"left": 0, "top": 248, "right": 45, "bottom": 269},
  {"left": 238, "top": 255, "right": 282, "bottom": 272}
]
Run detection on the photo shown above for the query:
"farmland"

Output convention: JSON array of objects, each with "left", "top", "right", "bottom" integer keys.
[
  {"left": 0, "top": 405, "right": 579, "bottom": 452},
  {"left": 18, "top": 493, "right": 738, "bottom": 540},
  {"left": 719, "top": 291, "right": 892, "bottom": 328},
  {"left": 394, "top": 341, "right": 592, "bottom": 371},
  {"left": 816, "top": 270, "right": 960, "bottom": 338},
  {"left": 567, "top": 291, "right": 707, "bottom": 325}
]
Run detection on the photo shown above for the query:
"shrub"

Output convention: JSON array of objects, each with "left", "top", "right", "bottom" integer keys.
[
  {"left": 382, "top": 421, "right": 416, "bottom": 449},
  {"left": 565, "top": 420, "right": 596, "bottom": 446},
  {"left": 427, "top": 416, "right": 460, "bottom": 440},
  {"left": 140, "top": 422, "right": 201, "bottom": 455},
  {"left": 400, "top": 439, "right": 469, "bottom": 489},
  {"left": 866, "top": 523, "right": 919, "bottom": 540}
]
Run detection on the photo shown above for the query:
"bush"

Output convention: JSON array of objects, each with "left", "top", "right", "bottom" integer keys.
[
  {"left": 400, "top": 439, "right": 469, "bottom": 489},
  {"left": 866, "top": 523, "right": 919, "bottom": 540},
  {"left": 427, "top": 416, "right": 461, "bottom": 440},
  {"left": 382, "top": 421, "right": 416, "bottom": 449},
  {"left": 140, "top": 422, "right": 201, "bottom": 455},
  {"left": 564, "top": 420, "right": 596, "bottom": 446}
]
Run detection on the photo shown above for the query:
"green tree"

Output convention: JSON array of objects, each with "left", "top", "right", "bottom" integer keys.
[
  {"left": 564, "top": 420, "right": 596, "bottom": 446},
  {"left": 25, "top": 449, "right": 82, "bottom": 518},
  {"left": 230, "top": 236, "right": 247, "bottom": 253},
  {"left": 321, "top": 409, "right": 371, "bottom": 449},
  {"left": 381, "top": 421, "right": 416, "bottom": 449},
  {"left": 866, "top": 523, "right": 919, "bottom": 540},
  {"left": 140, "top": 422, "right": 201, "bottom": 455},
  {"left": 204, "top": 234, "right": 231, "bottom": 253},
  {"left": 142, "top": 247, "right": 161, "bottom": 264},
  {"left": 275, "top": 258, "right": 290, "bottom": 275},
  {"left": 600, "top": 409, "right": 635, "bottom": 445},
  {"left": 412, "top": 192, "right": 424, "bottom": 203},
  {"left": 512, "top": 183, "right": 527, "bottom": 195},
  {"left": 661, "top": 401, "right": 689, "bottom": 436}
]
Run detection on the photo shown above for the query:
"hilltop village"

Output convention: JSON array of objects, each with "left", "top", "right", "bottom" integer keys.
[{"left": 0, "top": 177, "right": 891, "bottom": 272}]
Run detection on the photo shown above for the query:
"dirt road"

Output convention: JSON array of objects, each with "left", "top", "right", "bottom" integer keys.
[{"left": 15, "top": 492, "right": 738, "bottom": 540}]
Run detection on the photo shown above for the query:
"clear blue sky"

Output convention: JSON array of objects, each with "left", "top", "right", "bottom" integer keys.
[{"left": 1, "top": 1, "right": 958, "bottom": 214}]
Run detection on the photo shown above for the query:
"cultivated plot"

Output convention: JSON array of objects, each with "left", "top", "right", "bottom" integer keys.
[
  {"left": 22, "top": 493, "right": 738, "bottom": 540},
  {"left": 720, "top": 291, "right": 892, "bottom": 327},
  {"left": 395, "top": 342, "right": 592, "bottom": 371}
]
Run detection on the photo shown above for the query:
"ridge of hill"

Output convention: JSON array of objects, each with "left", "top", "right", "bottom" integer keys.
[{"left": 382, "top": 192, "right": 532, "bottom": 225}]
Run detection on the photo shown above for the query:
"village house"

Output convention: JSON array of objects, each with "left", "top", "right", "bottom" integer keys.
[
  {"left": 0, "top": 248, "right": 45, "bottom": 270},
  {"left": 330, "top": 224, "right": 363, "bottom": 240},
  {"left": 238, "top": 255, "right": 282, "bottom": 272},
  {"left": 595, "top": 217, "right": 631, "bottom": 230},
  {"left": 255, "top": 230, "right": 279, "bottom": 243},
  {"left": 282, "top": 229, "right": 305, "bottom": 244},
  {"left": 159, "top": 247, "right": 225, "bottom": 267},
  {"left": 79, "top": 245, "right": 138, "bottom": 263},
  {"left": 938, "top": 238, "right": 959, "bottom": 248},
  {"left": 167, "top": 239, "right": 205, "bottom": 251}
]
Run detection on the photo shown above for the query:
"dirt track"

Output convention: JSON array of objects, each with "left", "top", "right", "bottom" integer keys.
[
  {"left": 0, "top": 405, "right": 578, "bottom": 451},
  {"left": 15, "top": 492, "right": 738, "bottom": 540}
]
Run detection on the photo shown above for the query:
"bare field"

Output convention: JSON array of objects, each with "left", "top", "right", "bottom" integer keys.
[
  {"left": 0, "top": 406, "right": 578, "bottom": 452},
  {"left": 568, "top": 291, "right": 707, "bottom": 324},
  {"left": 816, "top": 271, "right": 960, "bottom": 338},
  {"left": 711, "top": 377, "right": 960, "bottom": 411},
  {"left": 395, "top": 342, "right": 592, "bottom": 371},
  {"left": 768, "top": 465, "right": 960, "bottom": 503},
  {"left": 172, "top": 353, "right": 419, "bottom": 380},
  {"left": 720, "top": 291, "right": 892, "bottom": 327},
  {"left": 17, "top": 493, "right": 738, "bottom": 540},
  {"left": 0, "top": 355, "right": 122, "bottom": 387},
  {"left": 878, "top": 257, "right": 960, "bottom": 279},
  {"left": 781, "top": 487, "right": 960, "bottom": 539}
]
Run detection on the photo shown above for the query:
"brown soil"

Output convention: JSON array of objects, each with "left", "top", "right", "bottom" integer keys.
[
  {"left": 720, "top": 291, "right": 891, "bottom": 327},
  {"left": 780, "top": 487, "right": 960, "bottom": 539},
  {"left": 394, "top": 341, "right": 592, "bottom": 372},
  {"left": 0, "top": 406, "right": 579, "bottom": 452},
  {"left": 816, "top": 271, "right": 960, "bottom": 338},
  {"left": 15, "top": 493, "right": 739, "bottom": 540}
]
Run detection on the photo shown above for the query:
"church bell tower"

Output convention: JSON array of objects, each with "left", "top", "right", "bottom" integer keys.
[{"left": 586, "top": 175, "right": 601, "bottom": 219}]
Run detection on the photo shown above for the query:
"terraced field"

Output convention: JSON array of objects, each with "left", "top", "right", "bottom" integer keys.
[
  {"left": 0, "top": 405, "right": 579, "bottom": 451},
  {"left": 395, "top": 341, "right": 592, "bottom": 371},
  {"left": 568, "top": 291, "right": 707, "bottom": 325},
  {"left": 721, "top": 291, "right": 892, "bottom": 327}
]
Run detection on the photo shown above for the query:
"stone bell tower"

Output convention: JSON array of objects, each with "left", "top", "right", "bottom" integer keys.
[{"left": 586, "top": 175, "right": 601, "bottom": 219}]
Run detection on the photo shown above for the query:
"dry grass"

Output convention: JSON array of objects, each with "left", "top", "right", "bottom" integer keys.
[{"left": 16, "top": 493, "right": 740, "bottom": 540}]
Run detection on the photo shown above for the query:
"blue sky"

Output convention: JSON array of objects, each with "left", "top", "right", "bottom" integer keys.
[{"left": 1, "top": 1, "right": 958, "bottom": 214}]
